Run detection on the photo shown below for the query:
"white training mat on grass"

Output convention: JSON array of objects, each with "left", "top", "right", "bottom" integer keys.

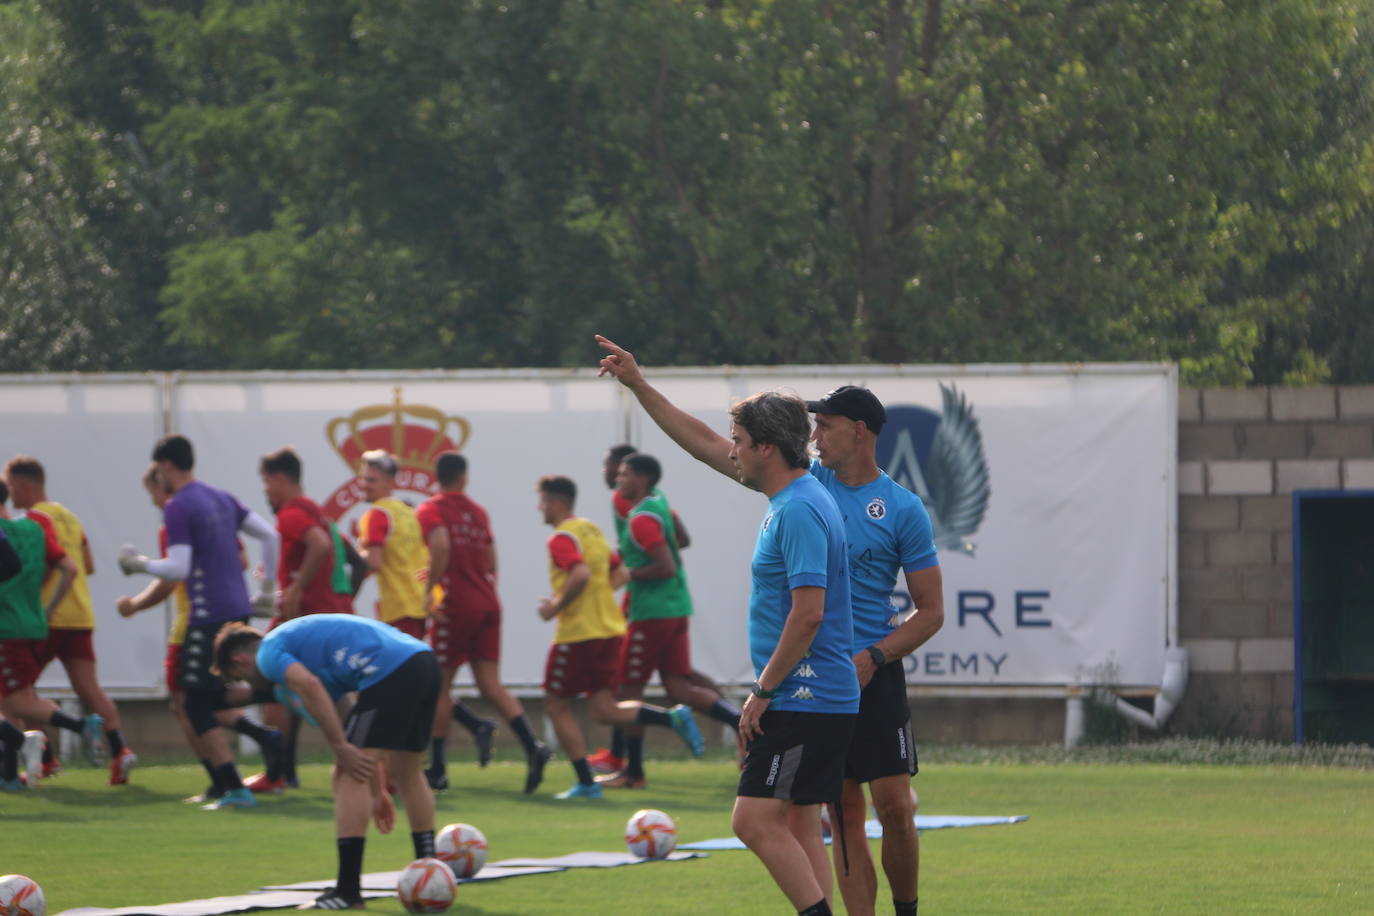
[
  {"left": 491, "top": 850, "right": 707, "bottom": 868},
  {"left": 56, "top": 889, "right": 393, "bottom": 916},
  {"left": 262, "top": 864, "right": 568, "bottom": 891},
  {"left": 678, "top": 815, "right": 1029, "bottom": 851}
]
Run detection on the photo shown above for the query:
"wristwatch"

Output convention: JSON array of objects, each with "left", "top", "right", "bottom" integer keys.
[
  {"left": 866, "top": 645, "right": 887, "bottom": 667},
  {"left": 750, "top": 680, "right": 778, "bottom": 699}
]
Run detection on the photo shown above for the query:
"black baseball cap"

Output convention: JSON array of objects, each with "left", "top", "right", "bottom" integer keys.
[{"left": 806, "top": 385, "right": 886, "bottom": 434}]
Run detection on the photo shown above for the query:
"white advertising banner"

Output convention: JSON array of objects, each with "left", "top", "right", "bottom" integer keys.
[{"left": 3, "top": 364, "right": 1174, "bottom": 694}]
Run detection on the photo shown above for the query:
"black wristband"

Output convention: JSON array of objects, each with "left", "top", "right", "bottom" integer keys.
[{"left": 866, "top": 645, "right": 887, "bottom": 668}]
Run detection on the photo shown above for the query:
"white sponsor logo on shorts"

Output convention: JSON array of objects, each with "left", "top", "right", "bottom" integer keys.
[
  {"left": 766, "top": 754, "right": 781, "bottom": 786},
  {"left": 898, "top": 728, "right": 908, "bottom": 760}
]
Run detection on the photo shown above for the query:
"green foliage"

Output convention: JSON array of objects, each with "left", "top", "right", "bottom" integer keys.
[{"left": 3, "top": 0, "right": 1373, "bottom": 380}]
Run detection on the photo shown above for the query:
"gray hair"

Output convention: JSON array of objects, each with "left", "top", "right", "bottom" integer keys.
[
  {"left": 729, "top": 391, "right": 812, "bottom": 470},
  {"left": 360, "top": 449, "right": 398, "bottom": 477}
]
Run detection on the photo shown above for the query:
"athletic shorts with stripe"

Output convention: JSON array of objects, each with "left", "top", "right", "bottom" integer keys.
[
  {"left": 345, "top": 651, "right": 442, "bottom": 752},
  {"left": 737, "top": 710, "right": 856, "bottom": 805},
  {"left": 846, "top": 659, "right": 919, "bottom": 782}
]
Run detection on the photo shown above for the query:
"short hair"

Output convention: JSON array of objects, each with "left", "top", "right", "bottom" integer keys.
[
  {"left": 360, "top": 449, "right": 398, "bottom": 477},
  {"left": 730, "top": 391, "right": 812, "bottom": 470},
  {"left": 152, "top": 434, "right": 195, "bottom": 471},
  {"left": 607, "top": 443, "right": 637, "bottom": 465},
  {"left": 435, "top": 451, "right": 468, "bottom": 487},
  {"left": 622, "top": 453, "right": 661, "bottom": 489},
  {"left": 212, "top": 622, "right": 265, "bottom": 677},
  {"left": 0, "top": 478, "right": 8, "bottom": 504},
  {"left": 4, "top": 455, "right": 44, "bottom": 486},
  {"left": 259, "top": 447, "right": 303, "bottom": 483},
  {"left": 538, "top": 474, "right": 577, "bottom": 507}
]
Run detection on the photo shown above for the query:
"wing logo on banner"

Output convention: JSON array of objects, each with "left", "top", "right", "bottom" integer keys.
[{"left": 876, "top": 383, "right": 991, "bottom": 557}]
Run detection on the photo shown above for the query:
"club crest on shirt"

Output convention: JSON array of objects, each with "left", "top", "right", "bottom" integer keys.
[{"left": 866, "top": 498, "right": 886, "bottom": 520}]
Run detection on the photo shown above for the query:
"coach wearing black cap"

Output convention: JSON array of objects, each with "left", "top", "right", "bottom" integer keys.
[{"left": 806, "top": 383, "right": 944, "bottom": 916}]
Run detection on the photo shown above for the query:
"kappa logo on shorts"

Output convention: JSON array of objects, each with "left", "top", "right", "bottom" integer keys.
[
  {"left": 765, "top": 754, "right": 781, "bottom": 786},
  {"left": 866, "top": 498, "right": 886, "bottom": 520},
  {"left": 898, "top": 728, "right": 908, "bottom": 760}
]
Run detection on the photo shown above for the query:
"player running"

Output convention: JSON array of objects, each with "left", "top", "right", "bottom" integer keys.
[
  {"left": 4, "top": 455, "right": 137, "bottom": 783},
  {"left": 535, "top": 474, "right": 704, "bottom": 801},
  {"left": 416, "top": 452, "right": 552, "bottom": 793},
  {"left": 215, "top": 614, "right": 441, "bottom": 910},
  {"left": 117, "top": 434, "right": 281, "bottom": 810},
  {"left": 596, "top": 452, "right": 741, "bottom": 790},
  {"left": 597, "top": 336, "right": 858, "bottom": 916},
  {"left": 0, "top": 479, "right": 100, "bottom": 790}
]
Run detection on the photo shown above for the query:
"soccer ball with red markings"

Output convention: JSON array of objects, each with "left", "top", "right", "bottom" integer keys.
[
  {"left": 435, "top": 823, "right": 488, "bottom": 879},
  {"left": 624, "top": 808, "right": 677, "bottom": 859},
  {"left": 396, "top": 857, "right": 457, "bottom": 914},
  {"left": 0, "top": 875, "right": 44, "bottom": 916}
]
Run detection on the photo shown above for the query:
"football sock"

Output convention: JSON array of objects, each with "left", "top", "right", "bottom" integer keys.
[
  {"left": 412, "top": 830, "right": 436, "bottom": 859},
  {"left": 48, "top": 710, "right": 83, "bottom": 733},
  {"left": 509, "top": 714, "right": 540, "bottom": 755},
  {"left": 894, "top": 899, "right": 918, "bottom": 915},
  {"left": 233, "top": 715, "right": 274, "bottom": 745},
  {"left": 451, "top": 701, "right": 486, "bottom": 732},
  {"left": 200, "top": 758, "right": 220, "bottom": 791},
  {"left": 429, "top": 737, "right": 447, "bottom": 774},
  {"left": 625, "top": 735, "right": 646, "bottom": 780},
  {"left": 0, "top": 720, "right": 22, "bottom": 780},
  {"left": 798, "top": 900, "right": 832, "bottom": 916},
  {"left": 609, "top": 726, "right": 626, "bottom": 758},
  {"left": 572, "top": 757, "right": 594, "bottom": 786},
  {"left": 709, "top": 698, "right": 742, "bottom": 729},
  {"left": 213, "top": 761, "right": 244, "bottom": 791},
  {"left": 635, "top": 705, "right": 672, "bottom": 728},
  {"left": 336, "top": 836, "right": 365, "bottom": 898},
  {"left": 106, "top": 728, "right": 126, "bottom": 757}
]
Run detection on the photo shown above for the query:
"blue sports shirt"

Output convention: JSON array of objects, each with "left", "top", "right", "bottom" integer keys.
[
  {"left": 256, "top": 614, "right": 430, "bottom": 699},
  {"left": 748, "top": 473, "right": 858, "bottom": 714},
  {"left": 810, "top": 459, "right": 939, "bottom": 648}
]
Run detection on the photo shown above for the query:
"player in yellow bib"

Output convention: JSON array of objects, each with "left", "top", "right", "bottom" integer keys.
[
  {"left": 4, "top": 455, "right": 135, "bottom": 785},
  {"left": 356, "top": 453, "right": 429, "bottom": 640},
  {"left": 534, "top": 475, "right": 704, "bottom": 800}
]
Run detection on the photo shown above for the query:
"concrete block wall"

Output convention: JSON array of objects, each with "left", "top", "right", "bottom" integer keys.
[{"left": 1175, "top": 385, "right": 1374, "bottom": 739}]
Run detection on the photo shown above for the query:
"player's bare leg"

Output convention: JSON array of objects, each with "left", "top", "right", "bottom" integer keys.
[
  {"left": 733, "top": 796, "right": 830, "bottom": 911},
  {"left": 833, "top": 779, "right": 879, "bottom": 916},
  {"left": 787, "top": 802, "right": 835, "bottom": 905},
  {"left": 871, "top": 773, "right": 919, "bottom": 907}
]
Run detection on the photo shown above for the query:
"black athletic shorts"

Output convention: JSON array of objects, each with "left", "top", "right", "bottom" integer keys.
[
  {"left": 846, "top": 660, "right": 918, "bottom": 782},
  {"left": 344, "top": 651, "right": 441, "bottom": 752},
  {"left": 179, "top": 617, "right": 249, "bottom": 692},
  {"left": 737, "top": 710, "right": 855, "bottom": 805}
]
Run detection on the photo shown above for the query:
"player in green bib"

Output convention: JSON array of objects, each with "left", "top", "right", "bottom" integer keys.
[{"left": 598, "top": 453, "right": 740, "bottom": 789}]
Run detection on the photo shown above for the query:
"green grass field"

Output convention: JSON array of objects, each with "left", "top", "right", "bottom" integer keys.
[{"left": 4, "top": 745, "right": 1374, "bottom": 914}]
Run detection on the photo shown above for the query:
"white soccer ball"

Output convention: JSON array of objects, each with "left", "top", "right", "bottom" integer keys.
[
  {"left": 435, "top": 822, "right": 488, "bottom": 878},
  {"left": 396, "top": 857, "right": 457, "bottom": 914},
  {"left": 0, "top": 875, "right": 45, "bottom": 916},
  {"left": 624, "top": 808, "right": 677, "bottom": 859}
]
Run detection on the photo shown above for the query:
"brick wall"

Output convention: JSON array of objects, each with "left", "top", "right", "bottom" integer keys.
[{"left": 1175, "top": 385, "right": 1374, "bottom": 739}]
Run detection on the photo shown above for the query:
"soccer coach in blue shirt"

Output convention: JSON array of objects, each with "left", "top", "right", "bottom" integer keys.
[
  {"left": 809, "top": 385, "right": 945, "bottom": 916},
  {"left": 598, "top": 336, "right": 858, "bottom": 916}
]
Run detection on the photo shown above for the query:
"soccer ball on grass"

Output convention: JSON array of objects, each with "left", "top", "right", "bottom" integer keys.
[{"left": 396, "top": 857, "right": 456, "bottom": 914}]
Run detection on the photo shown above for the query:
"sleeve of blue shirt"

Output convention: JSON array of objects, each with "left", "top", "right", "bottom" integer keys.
[
  {"left": 255, "top": 635, "right": 297, "bottom": 686},
  {"left": 777, "top": 500, "right": 830, "bottom": 590},
  {"left": 899, "top": 494, "right": 939, "bottom": 572}
]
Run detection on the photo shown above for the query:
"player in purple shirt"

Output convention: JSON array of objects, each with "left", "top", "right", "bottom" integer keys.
[{"left": 118, "top": 434, "right": 281, "bottom": 809}]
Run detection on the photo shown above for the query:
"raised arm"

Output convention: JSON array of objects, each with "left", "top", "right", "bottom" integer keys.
[{"left": 596, "top": 335, "right": 736, "bottom": 481}]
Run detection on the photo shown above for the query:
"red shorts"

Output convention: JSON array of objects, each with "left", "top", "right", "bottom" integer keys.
[
  {"left": 388, "top": 617, "right": 427, "bottom": 640},
  {"left": 35, "top": 628, "right": 96, "bottom": 667},
  {"left": 165, "top": 643, "right": 183, "bottom": 694},
  {"left": 621, "top": 617, "right": 692, "bottom": 687},
  {"left": 0, "top": 639, "right": 44, "bottom": 696},
  {"left": 544, "top": 636, "right": 623, "bottom": 698},
  {"left": 428, "top": 608, "right": 501, "bottom": 668}
]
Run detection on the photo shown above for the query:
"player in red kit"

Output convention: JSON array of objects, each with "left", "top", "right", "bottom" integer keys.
[{"left": 416, "top": 451, "right": 551, "bottom": 794}]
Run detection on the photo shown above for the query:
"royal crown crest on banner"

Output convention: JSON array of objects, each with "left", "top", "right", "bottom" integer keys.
[{"left": 320, "top": 386, "right": 471, "bottom": 521}]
